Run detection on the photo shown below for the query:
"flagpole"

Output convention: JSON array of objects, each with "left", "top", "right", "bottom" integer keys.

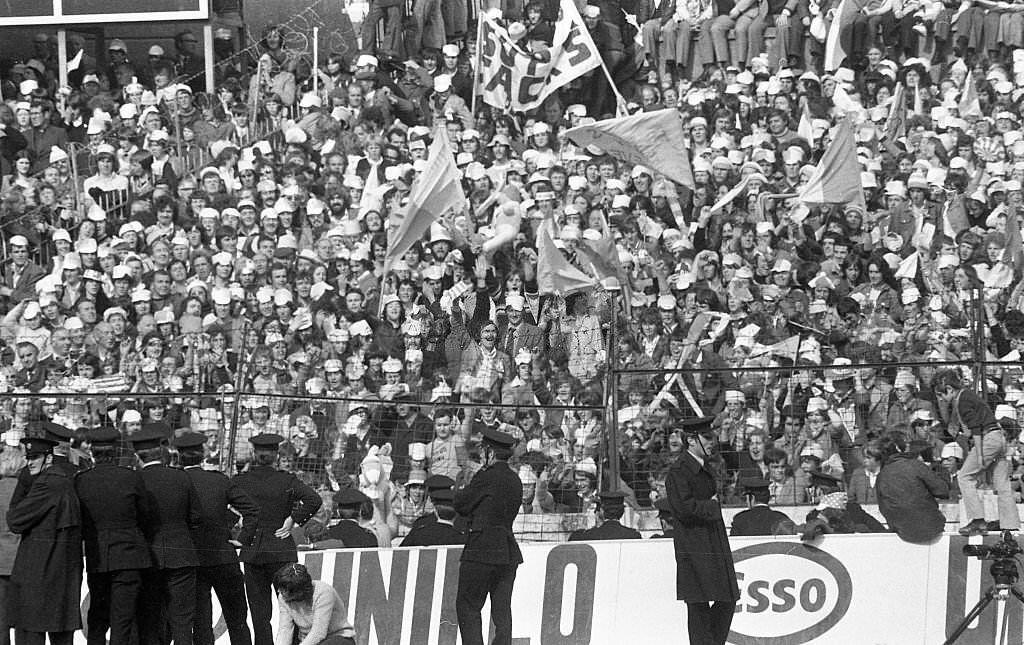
[{"left": 472, "top": 0, "right": 483, "bottom": 115}]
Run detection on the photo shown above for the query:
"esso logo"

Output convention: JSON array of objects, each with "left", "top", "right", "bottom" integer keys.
[{"left": 728, "top": 542, "right": 853, "bottom": 645}]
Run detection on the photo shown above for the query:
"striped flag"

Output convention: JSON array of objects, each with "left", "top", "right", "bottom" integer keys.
[
  {"left": 382, "top": 128, "right": 465, "bottom": 274},
  {"left": 797, "top": 116, "right": 865, "bottom": 207}
]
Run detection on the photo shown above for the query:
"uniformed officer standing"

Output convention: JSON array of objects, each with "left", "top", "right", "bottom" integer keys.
[
  {"left": 231, "top": 433, "right": 323, "bottom": 645},
  {"left": 7, "top": 436, "right": 82, "bottom": 645},
  {"left": 134, "top": 427, "right": 202, "bottom": 645},
  {"left": 453, "top": 427, "right": 523, "bottom": 645},
  {"left": 400, "top": 487, "right": 466, "bottom": 547},
  {"left": 730, "top": 478, "right": 793, "bottom": 537},
  {"left": 74, "top": 428, "right": 153, "bottom": 645},
  {"left": 173, "top": 432, "right": 260, "bottom": 645},
  {"left": 316, "top": 488, "right": 378, "bottom": 549},
  {"left": 567, "top": 491, "right": 642, "bottom": 541}
]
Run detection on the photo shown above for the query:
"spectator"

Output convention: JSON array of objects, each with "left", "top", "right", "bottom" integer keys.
[{"left": 875, "top": 433, "right": 950, "bottom": 543}]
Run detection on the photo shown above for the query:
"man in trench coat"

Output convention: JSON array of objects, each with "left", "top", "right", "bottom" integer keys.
[
  {"left": 7, "top": 436, "right": 83, "bottom": 645},
  {"left": 666, "top": 416, "right": 740, "bottom": 645}
]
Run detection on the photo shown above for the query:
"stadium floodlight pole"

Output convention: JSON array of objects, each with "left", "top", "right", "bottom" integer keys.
[{"left": 603, "top": 276, "right": 622, "bottom": 491}]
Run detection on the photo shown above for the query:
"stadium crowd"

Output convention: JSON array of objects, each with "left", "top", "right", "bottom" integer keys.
[{"left": 2, "top": 0, "right": 1024, "bottom": 540}]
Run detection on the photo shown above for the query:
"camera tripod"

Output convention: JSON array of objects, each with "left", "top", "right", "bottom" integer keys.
[{"left": 944, "top": 555, "right": 1024, "bottom": 645}]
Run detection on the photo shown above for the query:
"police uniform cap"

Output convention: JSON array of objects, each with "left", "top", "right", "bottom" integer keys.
[
  {"left": 429, "top": 488, "right": 455, "bottom": 503},
  {"left": 424, "top": 474, "right": 455, "bottom": 491},
  {"left": 131, "top": 425, "right": 169, "bottom": 451},
  {"left": 740, "top": 477, "right": 771, "bottom": 492},
  {"left": 21, "top": 436, "right": 57, "bottom": 456},
  {"left": 679, "top": 416, "right": 716, "bottom": 436},
  {"left": 42, "top": 421, "right": 75, "bottom": 443},
  {"left": 87, "top": 427, "right": 120, "bottom": 446},
  {"left": 334, "top": 487, "right": 370, "bottom": 507},
  {"left": 249, "top": 433, "right": 285, "bottom": 449},
  {"left": 172, "top": 432, "right": 208, "bottom": 449},
  {"left": 598, "top": 490, "right": 628, "bottom": 504},
  {"left": 809, "top": 471, "right": 842, "bottom": 489},
  {"left": 481, "top": 426, "right": 516, "bottom": 448}
]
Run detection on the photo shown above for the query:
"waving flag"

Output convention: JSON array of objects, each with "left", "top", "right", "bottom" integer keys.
[
  {"left": 959, "top": 71, "right": 982, "bottom": 118},
  {"left": 798, "top": 116, "right": 864, "bottom": 207},
  {"left": 537, "top": 224, "right": 595, "bottom": 296},
  {"left": 565, "top": 109, "right": 695, "bottom": 189},
  {"left": 383, "top": 128, "right": 465, "bottom": 274},
  {"left": 881, "top": 84, "right": 907, "bottom": 145}
]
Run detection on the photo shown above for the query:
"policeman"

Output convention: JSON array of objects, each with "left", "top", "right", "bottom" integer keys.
[
  {"left": 8, "top": 436, "right": 82, "bottom": 645},
  {"left": 568, "top": 491, "right": 642, "bottom": 541},
  {"left": 730, "top": 478, "right": 793, "bottom": 537},
  {"left": 318, "top": 488, "right": 378, "bottom": 548},
  {"left": 401, "top": 487, "right": 467, "bottom": 547},
  {"left": 410, "top": 475, "right": 469, "bottom": 532},
  {"left": 231, "top": 433, "right": 322, "bottom": 645},
  {"left": 454, "top": 427, "right": 523, "bottom": 645},
  {"left": 173, "top": 432, "right": 260, "bottom": 645},
  {"left": 134, "top": 425, "right": 202, "bottom": 645},
  {"left": 8, "top": 422, "right": 75, "bottom": 508},
  {"left": 75, "top": 428, "right": 153, "bottom": 645},
  {"left": 42, "top": 421, "right": 81, "bottom": 476}
]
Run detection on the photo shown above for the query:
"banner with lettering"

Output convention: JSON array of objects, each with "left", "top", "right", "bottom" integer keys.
[
  {"left": 478, "top": 0, "right": 600, "bottom": 111},
  {"left": 74, "top": 533, "right": 1020, "bottom": 644}
]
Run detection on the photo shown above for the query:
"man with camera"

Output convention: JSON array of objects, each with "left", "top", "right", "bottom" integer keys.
[{"left": 932, "top": 369, "right": 1021, "bottom": 536}]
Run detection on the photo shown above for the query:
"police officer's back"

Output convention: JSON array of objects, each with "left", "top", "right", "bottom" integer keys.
[
  {"left": 74, "top": 428, "right": 153, "bottom": 645},
  {"left": 320, "top": 488, "right": 378, "bottom": 548},
  {"left": 134, "top": 426, "right": 202, "bottom": 645},
  {"left": 174, "top": 432, "right": 259, "bottom": 645},
  {"left": 568, "top": 491, "right": 642, "bottom": 541},
  {"left": 730, "top": 478, "right": 794, "bottom": 537},
  {"left": 401, "top": 488, "right": 466, "bottom": 547},
  {"left": 453, "top": 427, "right": 523, "bottom": 645},
  {"left": 231, "top": 433, "right": 322, "bottom": 645}
]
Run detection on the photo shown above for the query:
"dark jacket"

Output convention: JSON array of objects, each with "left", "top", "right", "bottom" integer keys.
[
  {"left": 140, "top": 463, "right": 202, "bottom": 569},
  {"left": 454, "top": 461, "right": 523, "bottom": 565},
  {"left": 324, "top": 519, "right": 378, "bottom": 548},
  {"left": 74, "top": 463, "right": 153, "bottom": 572},
  {"left": 730, "top": 505, "right": 792, "bottom": 536},
  {"left": 7, "top": 466, "right": 83, "bottom": 632},
  {"left": 231, "top": 465, "right": 322, "bottom": 564},
  {"left": 568, "top": 518, "right": 642, "bottom": 541},
  {"left": 666, "top": 451, "right": 740, "bottom": 603},
  {"left": 400, "top": 520, "right": 466, "bottom": 547},
  {"left": 185, "top": 466, "right": 260, "bottom": 567},
  {"left": 876, "top": 453, "right": 950, "bottom": 544}
]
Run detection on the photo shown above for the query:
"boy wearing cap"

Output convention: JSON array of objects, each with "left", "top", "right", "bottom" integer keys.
[{"left": 7, "top": 435, "right": 83, "bottom": 645}]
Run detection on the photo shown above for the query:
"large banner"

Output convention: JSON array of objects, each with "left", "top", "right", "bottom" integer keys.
[
  {"left": 72, "top": 533, "right": 1019, "bottom": 644},
  {"left": 477, "top": 0, "right": 600, "bottom": 111},
  {"left": 0, "top": 0, "right": 207, "bottom": 25}
]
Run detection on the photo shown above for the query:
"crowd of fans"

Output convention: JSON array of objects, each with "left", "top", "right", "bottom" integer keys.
[{"left": 2, "top": 0, "right": 1024, "bottom": 538}]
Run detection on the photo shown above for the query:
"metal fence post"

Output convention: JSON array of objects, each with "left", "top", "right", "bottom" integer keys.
[{"left": 604, "top": 278, "right": 621, "bottom": 492}]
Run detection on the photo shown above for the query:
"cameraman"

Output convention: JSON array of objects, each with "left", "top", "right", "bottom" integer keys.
[{"left": 932, "top": 369, "right": 1021, "bottom": 536}]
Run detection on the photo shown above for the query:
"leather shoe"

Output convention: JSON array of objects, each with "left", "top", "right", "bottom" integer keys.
[{"left": 959, "top": 519, "right": 990, "bottom": 537}]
